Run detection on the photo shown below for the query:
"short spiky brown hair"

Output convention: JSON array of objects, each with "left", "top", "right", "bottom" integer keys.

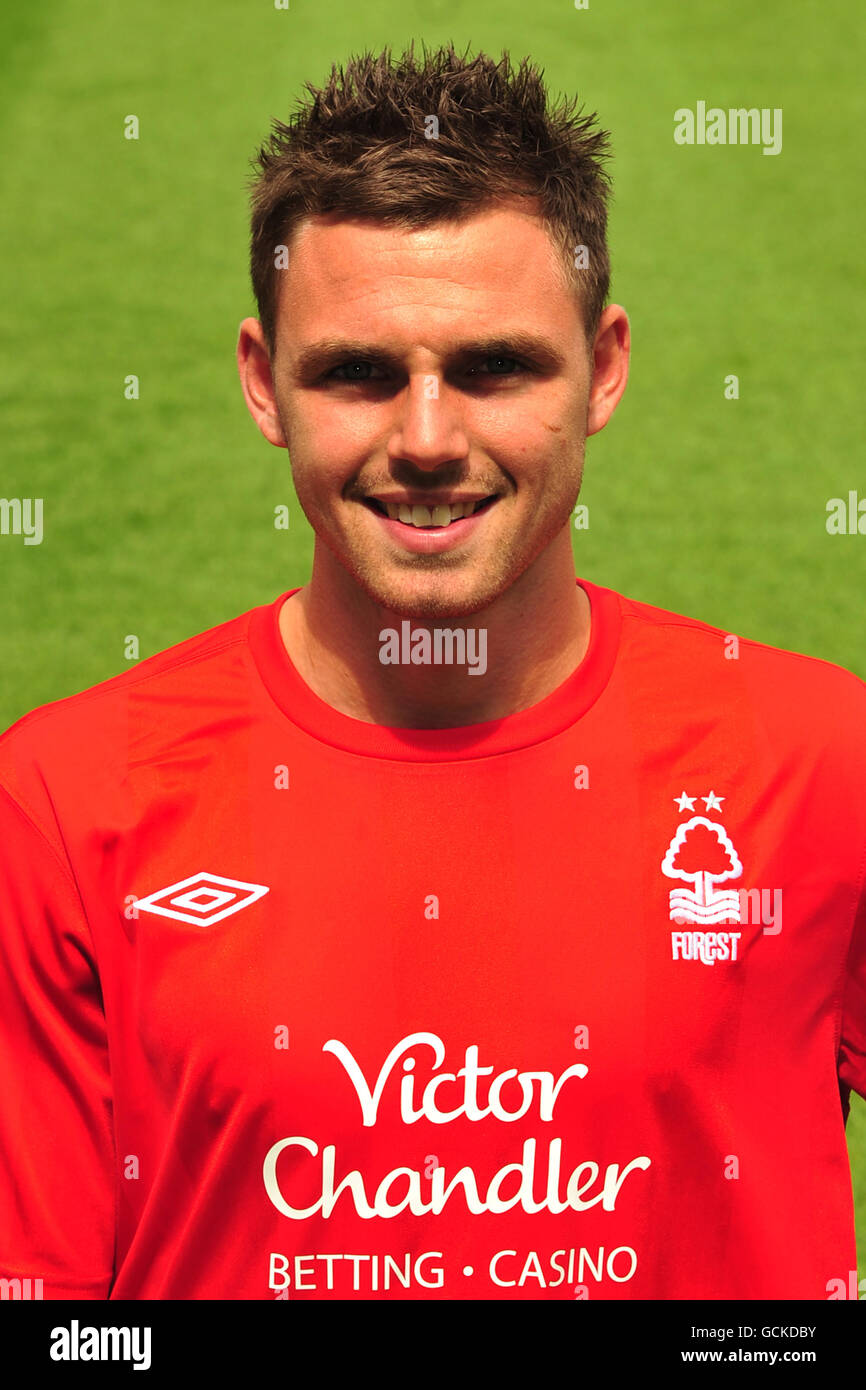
[{"left": 247, "top": 41, "right": 612, "bottom": 356}]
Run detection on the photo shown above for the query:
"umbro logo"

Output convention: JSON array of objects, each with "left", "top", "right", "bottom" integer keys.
[{"left": 135, "top": 872, "right": 269, "bottom": 926}]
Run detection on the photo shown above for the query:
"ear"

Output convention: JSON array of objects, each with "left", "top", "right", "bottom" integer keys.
[
  {"left": 236, "top": 317, "right": 288, "bottom": 448},
  {"left": 586, "top": 305, "right": 630, "bottom": 437}
]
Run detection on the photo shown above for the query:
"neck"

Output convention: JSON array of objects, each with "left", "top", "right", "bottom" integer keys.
[{"left": 278, "top": 535, "right": 590, "bottom": 729}]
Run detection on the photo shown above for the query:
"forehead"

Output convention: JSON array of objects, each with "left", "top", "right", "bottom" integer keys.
[{"left": 277, "top": 200, "right": 576, "bottom": 336}]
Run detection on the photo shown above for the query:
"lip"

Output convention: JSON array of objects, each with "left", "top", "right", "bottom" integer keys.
[
  {"left": 369, "top": 494, "right": 493, "bottom": 509},
  {"left": 359, "top": 497, "right": 499, "bottom": 553}
]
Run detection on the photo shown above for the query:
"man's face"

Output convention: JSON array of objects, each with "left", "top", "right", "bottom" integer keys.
[{"left": 243, "top": 199, "right": 627, "bottom": 619}]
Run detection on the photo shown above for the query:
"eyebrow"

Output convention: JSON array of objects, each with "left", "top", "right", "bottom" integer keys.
[{"left": 291, "top": 332, "right": 568, "bottom": 381}]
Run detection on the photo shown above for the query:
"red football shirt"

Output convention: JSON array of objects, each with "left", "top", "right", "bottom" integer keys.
[{"left": 1, "top": 576, "right": 864, "bottom": 1300}]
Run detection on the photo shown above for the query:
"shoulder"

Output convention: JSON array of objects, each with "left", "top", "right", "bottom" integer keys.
[
  {"left": 0, "top": 597, "right": 274, "bottom": 816},
  {"left": 607, "top": 583, "right": 866, "bottom": 754},
  {"left": 617, "top": 586, "right": 864, "bottom": 694}
]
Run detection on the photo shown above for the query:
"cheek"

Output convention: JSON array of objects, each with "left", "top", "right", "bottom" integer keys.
[
  {"left": 282, "top": 402, "right": 360, "bottom": 500},
  {"left": 521, "top": 430, "right": 583, "bottom": 491},
  {"left": 528, "top": 438, "right": 585, "bottom": 528},
  {"left": 482, "top": 391, "right": 580, "bottom": 457},
  {"left": 301, "top": 393, "right": 380, "bottom": 454}
]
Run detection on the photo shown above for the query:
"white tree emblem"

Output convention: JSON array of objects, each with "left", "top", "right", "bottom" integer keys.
[{"left": 661, "top": 816, "right": 743, "bottom": 925}]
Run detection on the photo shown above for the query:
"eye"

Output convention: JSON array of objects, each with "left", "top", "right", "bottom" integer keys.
[
  {"left": 465, "top": 356, "right": 527, "bottom": 377},
  {"left": 323, "top": 355, "right": 530, "bottom": 384},
  {"left": 327, "top": 361, "right": 388, "bottom": 382}
]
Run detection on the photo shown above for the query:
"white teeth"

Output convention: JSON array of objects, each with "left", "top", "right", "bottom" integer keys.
[{"left": 376, "top": 498, "right": 490, "bottom": 527}]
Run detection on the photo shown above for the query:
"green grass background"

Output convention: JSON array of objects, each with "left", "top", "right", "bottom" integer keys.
[{"left": 1, "top": 0, "right": 864, "bottom": 1287}]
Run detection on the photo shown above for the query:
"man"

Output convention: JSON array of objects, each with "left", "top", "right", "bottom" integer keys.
[{"left": 1, "top": 43, "right": 864, "bottom": 1301}]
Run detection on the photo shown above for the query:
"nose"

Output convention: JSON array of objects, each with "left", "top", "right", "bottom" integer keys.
[{"left": 386, "top": 373, "right": 470, "bottom": 473}]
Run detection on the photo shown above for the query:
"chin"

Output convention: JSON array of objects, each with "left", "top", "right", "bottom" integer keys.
[{"left": 358, "top": 572, "right": 505, "bottom": 622}]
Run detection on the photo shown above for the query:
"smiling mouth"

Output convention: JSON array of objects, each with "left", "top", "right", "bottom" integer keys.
[{"left": 362, "top": 496, "right": 499, "bottom": 528}]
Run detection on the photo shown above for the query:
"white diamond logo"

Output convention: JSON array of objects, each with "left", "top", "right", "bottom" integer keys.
[{"left": 135, "top": 872, "right": 269, "bottom": 926}]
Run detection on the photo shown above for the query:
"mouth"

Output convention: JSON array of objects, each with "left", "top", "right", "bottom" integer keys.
[{"left": 361, "top": 495, "right": 499, "bottom": 529}]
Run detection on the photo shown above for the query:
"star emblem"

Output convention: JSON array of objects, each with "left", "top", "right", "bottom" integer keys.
[
  {"left": 674, "top": 791, "right": 696, "bottom": 812},
  {"left": 702, "top": 790, "right": 725, "bottom": 812}
]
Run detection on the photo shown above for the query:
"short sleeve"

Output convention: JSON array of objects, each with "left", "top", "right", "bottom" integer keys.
[
  {"left": 0, "top": 784, "right": 115, "bottom": 1297},
  {"left": 839, "top": 876, "right": 866, "bottom": 1105}
]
